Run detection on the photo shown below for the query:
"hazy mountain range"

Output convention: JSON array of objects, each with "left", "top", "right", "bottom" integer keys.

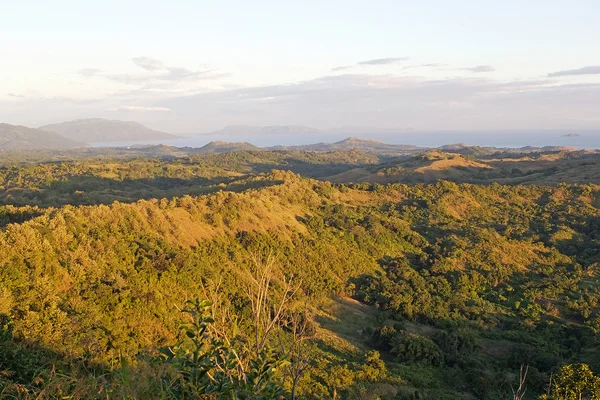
[
  {"left": 40, "top": 118, "right": 179, "bottom": 143},
  {"left": 0, "top": 123, "right": 86, "bottom": 150},
  {"left": 0, "top": 119, "right": 180, "bottom": 150},
  {"left": 0, "top": 120, "right": 587, "bottom": 154}
]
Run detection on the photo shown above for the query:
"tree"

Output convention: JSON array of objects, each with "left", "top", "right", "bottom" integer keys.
[
  {"left": 512, "top": 365, "right": 529, "bottom": 400},
  {"left": 244, "top": 251, "right": 298, "bottom": 353},
  {"left": 244, "top": 251, "right": 314, "bottom": 399},
  {"left": 541, "top": 364, "right": 600, "bottom": 400},
  {"left": 159, "top": 299, "right": 289, "bottom": 399},
  {"left": 278, "top": 309, "right": 316, "bottom": 399}
]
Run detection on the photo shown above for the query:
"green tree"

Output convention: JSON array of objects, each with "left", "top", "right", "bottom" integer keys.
[
  {"left": 159, "top": 299, "right": 289, "bottom": 399},
  {"left": 541, "top": 364, "right": 600, "bottom": 400}
]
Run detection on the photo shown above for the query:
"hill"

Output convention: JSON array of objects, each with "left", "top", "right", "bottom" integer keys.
[
  {"left": 325, "top": 149, "right": 600, "bottom": 185},
  {"left": 440, "top": 143, "right": 580, "bottom": 157},
  {"left": 2, "top": 171, "right": 600, "bottom": 398},
  {"left": 0, "top": 149, "right": 380, "bottom": 206},
  {"left": 271, "top": 137, "right": 425, "bottom": 154},
  {"left": 195, "top": 140, "right": 261, "bottom": 154},
  {"left": 328, "top": 151, "right": 494, "bottom": 184},
  {"left": 0, "top": 123, "right": 85, "bottom": 150},
  {"left": 270, "top": 137, "right": 580, "bottom": 157},
  {"left": 6, "top": 149, "right": 600, "bottom": 209},
  {"left": 39, "top": 118, "right": 178, "bottom": 142}
]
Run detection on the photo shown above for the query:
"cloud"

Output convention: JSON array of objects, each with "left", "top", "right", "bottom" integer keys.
[
  {"left": 115, "top": 105, "right": 171, "bottom": 112},
  {"left": 7, "top": 69, "right": 599, "bottom": 133},
  {"left": 154, "top": 73, "right": 600, "bottom": 132},
  {"left": 358, "top": 57, "right": 408, "bottom": 66},
  {"left": 463, "top": 65, "right": 495, "bottom": 73},
  {"left": 548, "top": 66, "right": 600, "bottom": 77},
  {"left": 132, "top": 57, "right": 166, "bottom": 71},
  {"left": 332, "top": 57, "right": 409, "bottom": 72},
  {"left": 80, "top": 57, "right": 227, "bottom": 88},
  {"left": 79, "top": 68, "right": 102, "bottom": 77},
  {"left": 403, "top": 63, "right": 447, "bottom": 70},
  {"left": 331, "top": 66, "right": 351, "bottom": 72}
]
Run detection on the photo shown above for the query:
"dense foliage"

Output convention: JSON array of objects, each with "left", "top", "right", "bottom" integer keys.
[{"left": 1, "top": 150, "right": 600, "bottom": 398}]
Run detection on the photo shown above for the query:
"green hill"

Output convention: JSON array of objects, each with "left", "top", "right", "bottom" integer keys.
[{"left": 2, "top": 168, "right": 600, "bottom": 398}]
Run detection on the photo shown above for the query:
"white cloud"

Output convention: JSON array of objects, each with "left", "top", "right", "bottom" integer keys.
[
  {"left": 548, "top": 66, "right": 600, "bottom": 77},
  {"left": 462, "top": 65, "right": 495, "bottom": 73},
  {"left": 131, "top": 57, "right": 166, "bottom": 71},
  {"left": 115, "top": 105, "right": 171, "bottom": 112},
  {"left": 156, "top": 74, "right": 600, "bottom": 132},
  {"left": 80, "top": 57, "right": 228, "bottom": 89},
  {"left": 358, "top": 57, "right": 409, "bottom": 66},
  {"left": 332, "top": 57, "right": 409, "bottom": 72}
]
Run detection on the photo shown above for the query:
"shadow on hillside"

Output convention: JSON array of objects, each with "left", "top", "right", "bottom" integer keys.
[
  {"left": 0, "top": 207, "right": 44, "bottom": 229},
  {"left": 242, "top": 158, "right": 379, "bottom": 179},
  {"left": 313, "top": 296, "right": 378, "bottom": 359},
  {"left": 548, "top": 214, "right": 600, "bottom": 265},
  {"left": 0, "top": 174, "right": 284, "bottom": 208},
  {"left": 0, "top": 323, "right": 110, "bottom": 394}
]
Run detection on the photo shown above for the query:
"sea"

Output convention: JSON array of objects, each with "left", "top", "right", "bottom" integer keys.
[{"left": 91, "top": 130, "right": 600, "bottom": 150}]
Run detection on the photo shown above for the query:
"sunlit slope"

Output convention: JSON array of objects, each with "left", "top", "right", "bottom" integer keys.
[
  {"left": 2, "top": 172, "right": 600, "bottom": 365},
  {"left": 327, "top": 150, "right": 600, "bottom": 185}
]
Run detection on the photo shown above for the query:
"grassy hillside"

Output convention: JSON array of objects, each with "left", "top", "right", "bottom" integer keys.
[
  {"left": 327, "top": 150, "right": 600, "bottom": 185},
  {"left": 0, "top": 150, "right": 380, "bottom": 206},
  {"left": 2, "top": 167, "right": 600, "bottom": 398}
]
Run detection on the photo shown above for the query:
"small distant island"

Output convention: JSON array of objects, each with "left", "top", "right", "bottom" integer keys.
[{"left": 562, "top": 133, "right": 581, "bottom": 137}]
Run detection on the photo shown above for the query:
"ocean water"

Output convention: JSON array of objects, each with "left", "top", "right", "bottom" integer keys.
[{"left": 91, "top": 130, "right": 600, "bottom": 150}]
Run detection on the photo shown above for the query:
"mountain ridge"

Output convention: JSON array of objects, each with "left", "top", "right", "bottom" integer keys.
[
  {"left": 40, "top": 118, "right": 179, "bottom": 143},
  {"left": 0, "top": 123, "right": 86, "bottom": 150}
]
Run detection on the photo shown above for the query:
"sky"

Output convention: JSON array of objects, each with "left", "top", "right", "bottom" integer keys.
[{"left": 1, "top": 0, "right": 600, "bottom": 134}]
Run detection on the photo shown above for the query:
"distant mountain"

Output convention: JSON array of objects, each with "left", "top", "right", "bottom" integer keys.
[
  {"left": 333, "top": 137, "right": 422, "bottom": 151},
  {"left": 39, "top": 118, "right": 178, "bottom": 143},
  {"left": 195, "top": 141, "right": 261, "bottom": 154},
  {"left": 440, "top": 143, "right": 470, "bottom": 150},
  {"left": 206, "top": 125, "right": 322, "bottom": 137},
  {"left": 270, "top": 137, "right": 425, "bottom": 154},
  {"left": 0, "top": 123, "right": 86, "bottom": 150},
  {"left": 562, "top": 133, "right": 581, "bottom": 137},
  {"left": 538, "top": 146, "right": 579, "bottom": 152}
]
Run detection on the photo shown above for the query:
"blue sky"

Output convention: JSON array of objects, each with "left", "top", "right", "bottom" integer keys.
[{"left": 1, "top": 0, "right": 599, "bottom": 133}]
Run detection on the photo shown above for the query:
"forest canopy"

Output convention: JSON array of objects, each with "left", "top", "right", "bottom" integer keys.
[{"left": 1, "top": 149, "right": 600, "bottom": 399}]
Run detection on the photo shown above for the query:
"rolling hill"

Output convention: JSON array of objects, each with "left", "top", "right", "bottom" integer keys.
[
  {"left": 325, "top": 149, "right": 600, "bottom": 185},
  {"left": 327, "top": 151, "right": 492, "bottom": 184},
  {"left": 2, "top": 170, "right": 600, "bottom": 398},
  {"left": 195, "top": 140, "right": 261, "bottom": 154},
  {"left": 270, "top": 137, "right": 425, "bottom": 154}
]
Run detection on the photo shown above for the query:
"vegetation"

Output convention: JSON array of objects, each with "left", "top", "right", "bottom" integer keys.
[{"left": 1, "top": 148, "right": 600, "bottom": 398}]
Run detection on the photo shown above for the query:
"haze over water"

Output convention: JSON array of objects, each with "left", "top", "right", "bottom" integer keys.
[{"left": 92, "top": 130, "right": 600, "bottom": 149}]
